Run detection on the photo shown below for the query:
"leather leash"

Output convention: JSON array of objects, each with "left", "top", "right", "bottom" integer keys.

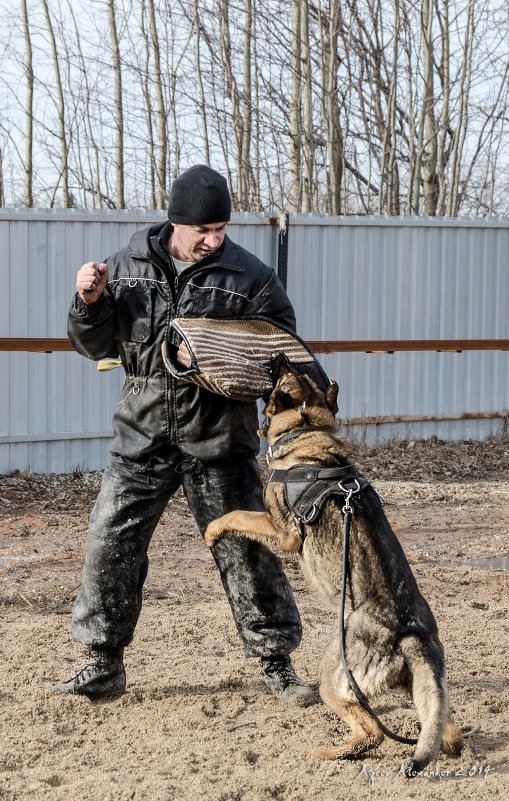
[{"left": 339, "top": 485, "right": 418, "bottom": 745}]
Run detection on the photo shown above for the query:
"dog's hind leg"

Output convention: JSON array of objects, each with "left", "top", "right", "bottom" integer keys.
[
  {"left": 309, "top": 685, "right": 384, "bottom": 760},
  {"left": 309, "top": 659, "right": 384, "bottom": 761}
]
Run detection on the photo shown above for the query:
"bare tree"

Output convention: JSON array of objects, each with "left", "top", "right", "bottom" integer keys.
[
  {"left": 300, "top": 0, "right": 313, "bottom": 211},
  {"left": 0, "top": 147, "right": 4, "bottom": 206},
  {"left": 417, "top": 0, "right": 439, "bottom": 215},
  {"left": 107, "top": 0, "right": 125, "bottom": 208},
  {"left": 41, "top": 0, "right": 69, "bottom": 207},
  {"left": 147, "top": 0, "right": 167, "bottom": 208},
  {"left": 446, "top": 0, "right": 475, "bottom": 216},
  {"left": 240, "top": 0, "right": 253, "bottom": 208},
  {"left": 317, "top": 0, "right": 343, "bottom": 214},
  {"left": 0, "top": 0, "right": 507, "bottom": 215},
  {"left": 435, "top": 0, "right": 451, "bottom": 215},
  {"left": 21, "top": 0, "right": 33, "bottom": 207},
  {"left": 289, "top": 0, "right": 302, "bottom": 210},
  {"left": 194, "top": 0, "right": 210, "bottom": 166}
]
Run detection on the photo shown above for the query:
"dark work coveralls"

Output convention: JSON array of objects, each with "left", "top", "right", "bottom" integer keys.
[{"left": 67, "top": 221, "right": 326, "bottom": 658}]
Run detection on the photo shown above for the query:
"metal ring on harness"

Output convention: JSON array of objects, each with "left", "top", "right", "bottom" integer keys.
[
  {"left": 301, "top": 504, "right": 317, "bottom": 524},
  {"left": 338, "top": 479, "right": 360, "bottom": 514}
]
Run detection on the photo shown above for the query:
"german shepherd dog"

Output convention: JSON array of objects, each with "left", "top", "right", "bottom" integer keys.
[{"left": 205, "top": 355, "right": 463, "bottom": 771}]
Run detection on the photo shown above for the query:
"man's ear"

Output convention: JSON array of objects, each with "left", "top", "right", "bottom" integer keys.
[{"left": 325, "top": 379, "right": 339, "bottom": 414}]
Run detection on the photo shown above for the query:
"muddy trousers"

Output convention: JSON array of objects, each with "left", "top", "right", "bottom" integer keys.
[{"left": 71, "top": 451, "right": 302, "bottom": 658}]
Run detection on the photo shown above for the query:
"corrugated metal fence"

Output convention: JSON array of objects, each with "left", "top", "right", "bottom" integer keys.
[
  {"left": 1, "top": 209, "right": 508, "bottom": 473},
  {"left": 288, "top": 215, "right": 509, "bottom": 444}
]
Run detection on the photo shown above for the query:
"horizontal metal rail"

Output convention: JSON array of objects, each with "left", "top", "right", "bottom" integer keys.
[
  {"left": 0, "top": 430, "right": 114, "bottom": 444},
  {"left": 309, "top": 339, "right": 509, "bottom": 353},
  {"left": 1, "top": 337, "right": 509, "bottom": 353},
  {"left": 339, "top": 411, "right": 508, "bottom": 427},
  {"left": 0, "top": 338, "right": 74, "bottom": 352}
]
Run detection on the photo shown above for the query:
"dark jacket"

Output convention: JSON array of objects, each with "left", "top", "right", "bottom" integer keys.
[{"left": 68, "top": 221, "right": 326, "bottom": 462}]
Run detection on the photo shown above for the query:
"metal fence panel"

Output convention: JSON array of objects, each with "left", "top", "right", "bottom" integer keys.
[
  {"left": 287, "top": 216, "right": 509, "bottom": 445},
  {"left": 1, "top": 210, "right": 508, "bottom": 473},
  {"left": 0, "top": 210, "right": 275, "bottom": 473}
]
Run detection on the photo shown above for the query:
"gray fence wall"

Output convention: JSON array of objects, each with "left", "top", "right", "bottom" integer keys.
[
  {"left": 1, "top": 210, "right": 508, "bottom": 474},
  {"left": 288, "top": 215, "right": 509, "bottom": 445}
]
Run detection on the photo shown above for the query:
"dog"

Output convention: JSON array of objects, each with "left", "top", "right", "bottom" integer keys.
[{"left": 205, "top": 354, "right": 463, "bottom": 771}]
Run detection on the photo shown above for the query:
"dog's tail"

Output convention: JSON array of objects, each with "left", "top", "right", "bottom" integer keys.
[{"left": 400, "top": 635, "right": 450, "bottom": 776}]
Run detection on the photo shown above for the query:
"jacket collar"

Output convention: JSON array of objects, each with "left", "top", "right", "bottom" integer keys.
[{"left": 129, "top": 222, "right": 245, "bottom": 272}]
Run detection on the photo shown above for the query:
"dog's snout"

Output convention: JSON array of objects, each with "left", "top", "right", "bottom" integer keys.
[{"left": 269, "top": 351, "right": 292, "bottom": 384}]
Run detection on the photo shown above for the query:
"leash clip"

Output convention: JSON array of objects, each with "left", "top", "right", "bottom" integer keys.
[{"left": 338, "top": 478, "right": 360, "bottom": 515}]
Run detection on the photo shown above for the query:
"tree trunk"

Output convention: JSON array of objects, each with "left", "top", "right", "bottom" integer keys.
[
  {"left": 21, "top": 0, "right": 33, "bottom": 207},
  {"left": 147, "top": 0, "right": 167, "bottom": 209},
  {"left": 289, "top": 0, "right": 301, "bottom": 211},
  {"left": 240, "top": 0, "right": 252, "bottom": 209},
  {"left": 0, "top": 148, "right": 4, "bottom": 206},
  {"left": 317, "top": 0, "right": 343, "bottom": 214},
  {"left": 41, "top": 0, "right": 69, "bottom": 207},
  {"left": 139, "top": 0, "right": 156, "bottom": 208},
  {"left": 436, "top": 0, "right": 450, "bottom": 216},
  {"left": 421, "top": 0, "right": 438, "bottom": 215},
  {"left": 194, "top": 0, "right": 210, "bottom": 166},
  {"left": 252, "top": 0, "right": 261, "bottom": 209},
  {"left": 379, "top": 0, "right": 400, "bottom": 214},
  {"left": 447, "top": 0, "right": 474, "bottom": 215},
  {"left": 219, "top": 0, "right": 243, "bottom": 208},
  {"left": 107, "top": 0, "right": 125, "bottom": 208},
  {"left": 300, "top": 0, "right": 313, "bottom": 212}
]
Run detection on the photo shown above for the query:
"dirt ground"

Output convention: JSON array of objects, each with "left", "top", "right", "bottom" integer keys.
[{"left": 1, "top": 437, "right": 508, "bottom": 801}]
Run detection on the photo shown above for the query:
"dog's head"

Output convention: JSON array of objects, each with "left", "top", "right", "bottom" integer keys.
[{"left": 261, "top": 352, "right": 339, "bottom": 439}]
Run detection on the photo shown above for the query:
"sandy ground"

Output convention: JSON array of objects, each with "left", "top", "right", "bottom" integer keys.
[{"left": 1, "top": 438, "right": 508, "bottom": 801}]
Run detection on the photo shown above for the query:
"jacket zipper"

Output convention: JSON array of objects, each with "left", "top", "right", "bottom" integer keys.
[{"left": 133, "top": 250, "right": 233, "bottom": 446}]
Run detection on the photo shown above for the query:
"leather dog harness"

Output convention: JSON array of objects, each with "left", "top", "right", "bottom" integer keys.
[
  {"left": 264, "top": 427, "right": 370, "bottom": 527},
  {"left": 265, "top": 463, "right": 370, "bottom": 524}
]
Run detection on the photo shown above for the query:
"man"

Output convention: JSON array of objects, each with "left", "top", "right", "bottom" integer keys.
[{"left": 53, "top": 165, "right": 320, "bottom": 705}]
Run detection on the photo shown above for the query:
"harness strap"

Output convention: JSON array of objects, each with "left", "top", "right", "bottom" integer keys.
[
  {"left": 267, "top": 463, "right": 355, "bottom": 484},
  {"left": 265, "top": 459, "right": 371, "bottom": 526}
]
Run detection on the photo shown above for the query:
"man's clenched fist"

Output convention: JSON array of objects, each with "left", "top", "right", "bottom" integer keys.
[{"left": 76, "top": 262, "right": 108, "bottom": 304}]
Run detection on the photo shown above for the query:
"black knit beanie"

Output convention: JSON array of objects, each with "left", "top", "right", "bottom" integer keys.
[{"left": 167, "top": 165, "right": 231, "bottom": 225}]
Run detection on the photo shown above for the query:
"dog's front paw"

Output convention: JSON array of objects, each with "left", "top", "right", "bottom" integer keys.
[{"left": 204, "top": 519, "right": 225, "bottom": 547}]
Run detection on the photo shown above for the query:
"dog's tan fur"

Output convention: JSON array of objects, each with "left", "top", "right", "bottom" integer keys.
[{"left": 205, "top": 360, "right": 463, "bottom": 770}]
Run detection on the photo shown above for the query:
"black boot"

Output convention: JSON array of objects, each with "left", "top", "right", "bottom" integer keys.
[
  {"left": 51, "top": 646, "right": 126, "bottom": 697},
  {"left": 261, "top": 656, "right": 319, "bottom": 707}
]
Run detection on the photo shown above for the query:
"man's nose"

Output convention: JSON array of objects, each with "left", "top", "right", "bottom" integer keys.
[{"left": 204, "top": 232, "right": 219, "bottom": 248}]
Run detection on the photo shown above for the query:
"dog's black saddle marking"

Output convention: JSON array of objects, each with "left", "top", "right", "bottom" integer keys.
[{"left": 265, "top": 463, "right": 370, "bottom": 524}]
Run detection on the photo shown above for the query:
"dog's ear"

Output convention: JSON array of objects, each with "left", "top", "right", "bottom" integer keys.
[
  {"left": 325, "top": 379, "right": 339, "bottom": 414},
  {"left": 269, "top": 351, "right": 292, "bottom": 385},
  {"left": 264, "top": 386, "right": 295, "bottom": 416}
]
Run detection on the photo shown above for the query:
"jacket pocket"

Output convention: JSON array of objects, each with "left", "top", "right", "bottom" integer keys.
[
  {"left": 113, "top": 281, "right": 153, "bottom": 342},
  {"left": 111, "top": 376, "right": 167, "bottom": 459}
]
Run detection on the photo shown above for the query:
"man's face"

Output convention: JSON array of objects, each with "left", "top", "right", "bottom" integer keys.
[{"left": 169, "top": 221, "right": 228, "bottom": 262}]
